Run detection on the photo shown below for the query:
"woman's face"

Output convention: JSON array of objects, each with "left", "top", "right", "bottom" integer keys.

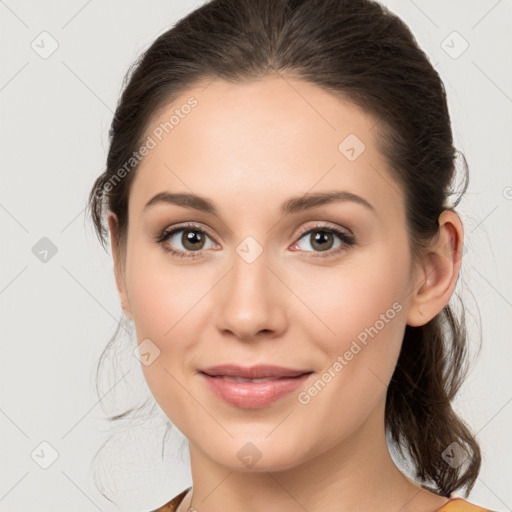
[{"left": 110, "top": 76, "right": 423, "bottom": 472}]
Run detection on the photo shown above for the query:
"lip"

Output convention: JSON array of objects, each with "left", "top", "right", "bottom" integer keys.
[
  {"left": 200, "top": 364, "right": 311, "bottom": 379},
  {"left": 199, "top": 364, "right": 314, "bottom": 409}
]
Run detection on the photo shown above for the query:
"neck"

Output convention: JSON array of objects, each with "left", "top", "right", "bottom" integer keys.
[{"left": 180, "top": 400, "right": 444, "bottom": 512}]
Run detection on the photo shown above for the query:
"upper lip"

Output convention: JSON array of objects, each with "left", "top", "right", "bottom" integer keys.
[{"left": 200, "top": 364, "right": 312, "bottom": 379}]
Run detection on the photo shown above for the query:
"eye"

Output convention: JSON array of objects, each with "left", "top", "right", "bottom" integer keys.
[
  {"left": 156, "top": 222, "right": 355, "bottom": 260},
  {"left": 292, "top": 224, "right": 355, "bottom": 258},
  {"left": 156, "top": 223, "right": 218, "bottom": 259}
]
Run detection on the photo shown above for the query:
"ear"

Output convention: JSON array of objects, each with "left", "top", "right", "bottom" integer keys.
[
  {"left": 107, "top": 212, "right": 133, "bottom": 320},
  {"left": 406, "top": 210, "right": 463, "bottom": 327}
]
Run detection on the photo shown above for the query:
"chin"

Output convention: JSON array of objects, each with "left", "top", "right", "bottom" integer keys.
[{"left": 203, "top": 438, "right": 311, "bottom": 473}]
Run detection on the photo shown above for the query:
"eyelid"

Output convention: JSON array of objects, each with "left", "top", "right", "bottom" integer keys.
[
  {"left": 161, "top": 221, "right": 353, "bottom": 239},
  {"left": 157, "top": 221, "right": 219, "bottom": 247},
  {"left": 290, "top": 223, "right": 355, "bottom": 257},
  {"left": 157, "top": 221, "right": 355, "bottom": 258},
  {"left": 161, "top": 221, "right": 217, "bottom": 240},
  {"left": 295, "top": 221, "right": 353, "bottom": 239}
]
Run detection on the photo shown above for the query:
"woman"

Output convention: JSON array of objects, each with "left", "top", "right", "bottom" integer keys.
[{"left": 87, "top": 0, "right": 497, "bottom": 510}]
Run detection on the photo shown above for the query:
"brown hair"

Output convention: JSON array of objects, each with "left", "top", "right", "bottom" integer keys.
[{"left": 87, "top": 0, "right": 481, "bottom": 500}]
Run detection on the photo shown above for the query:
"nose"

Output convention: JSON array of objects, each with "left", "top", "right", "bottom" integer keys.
[{"left": 214, "top": 246, "right": 288, "bottom": 342}]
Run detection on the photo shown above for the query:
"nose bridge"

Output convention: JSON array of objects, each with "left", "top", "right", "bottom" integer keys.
[{"left": 215, "top": 236, "right": 285, "bottom": 339}]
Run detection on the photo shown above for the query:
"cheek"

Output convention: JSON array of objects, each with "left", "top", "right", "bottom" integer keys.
[
  {"left": 125, "top": 244, "right": 205, "bottom": 337},
  {"left": 126, "top": 256, "right": 206, "bottom": 428},
  {"left": 291, "top": 262, "right": 408, "bottom": 441},
  {"left": 306, "top": 246, "right": 411, "bottom": 389},
  {"left": 310, "top": 253, "right": 409, "bottom": 343},
  {"left": 124, "top": 245, "right": 216, "bottom": 401}
]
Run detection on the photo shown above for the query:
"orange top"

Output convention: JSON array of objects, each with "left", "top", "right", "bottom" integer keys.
[
  {"left": 152, "top": 488, "right": 497, "bottom": 512},
  {"left": 436, "top": 497, "right": 496, "bottom": 512}
]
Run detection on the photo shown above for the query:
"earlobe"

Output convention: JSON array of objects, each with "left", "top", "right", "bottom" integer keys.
[
  {"left": 406, "top": 210, "right": 463, "bottom": 327},
  {"left": 107, "top": 213, "right": 133, "bottom": 320}
]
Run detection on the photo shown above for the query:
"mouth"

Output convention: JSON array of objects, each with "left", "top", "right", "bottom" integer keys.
[
  {"left": 199, "top": 364, "right": 312, "bottom": 379},
  {"left": 205, "top": 375, "right": 303, "bottom": 383},
  {"left": 198, "top": 364, "right": 314, "bottom": 409}
]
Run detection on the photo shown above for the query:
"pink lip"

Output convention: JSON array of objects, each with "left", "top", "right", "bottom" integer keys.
[
  {"left": 199, "top": 364, "right": 313, "bottom": 409},
  {"left": 200, "top": 364, "right": 311, "bottom": 379}
]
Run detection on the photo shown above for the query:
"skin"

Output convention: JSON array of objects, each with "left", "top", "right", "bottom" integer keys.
[{"left": 107, "top": 75, "right": 463, "bottom": 512}]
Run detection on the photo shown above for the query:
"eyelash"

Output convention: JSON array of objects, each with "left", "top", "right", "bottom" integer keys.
[{"left": 155, "top": 222, "right": 355, "bottom": 260}]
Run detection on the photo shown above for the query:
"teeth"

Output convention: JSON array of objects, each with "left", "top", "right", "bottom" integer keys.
[{"left": 221, "top": 376, "right": 275, "bottom": 383}]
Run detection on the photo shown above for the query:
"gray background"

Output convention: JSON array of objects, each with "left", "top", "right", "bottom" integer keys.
[{"left": 1, "top": 0, "right": 511, "bottom": 510}]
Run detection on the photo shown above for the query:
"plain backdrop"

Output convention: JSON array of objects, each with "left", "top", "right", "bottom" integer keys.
[{"left": 1, "top": 1, "right": 511, "bottom": 511}]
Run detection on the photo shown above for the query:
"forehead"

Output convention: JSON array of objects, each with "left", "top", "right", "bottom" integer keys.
[{"left": 129, "top": 75, "right": 404, "bottom": 222}]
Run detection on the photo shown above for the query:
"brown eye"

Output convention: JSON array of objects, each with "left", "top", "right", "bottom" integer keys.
[
  {"left": 294, "top": 225, "right": 355, "bottom": 257},
  {"left": 309, "top": 230, "right": 335, "bottom": 252},
  {"left": 156, "top": 223, "right": 217, "bottom": 258},
  {"left": 180, "top": 229, "right": 207, "bottom": 251}
]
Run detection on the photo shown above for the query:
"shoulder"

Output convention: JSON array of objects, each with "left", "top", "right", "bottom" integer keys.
[
  {"left": 151, "top": 487, "right": 191, "bottom": 512},
  {"left": 436, "top": 496, "right": 499, "bottom": 512}
]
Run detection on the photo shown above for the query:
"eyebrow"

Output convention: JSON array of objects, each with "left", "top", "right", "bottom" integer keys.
[{"left": 143, "top": 190, "right": 376, "bottom": 216}]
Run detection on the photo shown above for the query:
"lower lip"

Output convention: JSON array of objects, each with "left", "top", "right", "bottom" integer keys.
[{"left": 200, "top": 372, "right": 313, "bottom": 409}]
